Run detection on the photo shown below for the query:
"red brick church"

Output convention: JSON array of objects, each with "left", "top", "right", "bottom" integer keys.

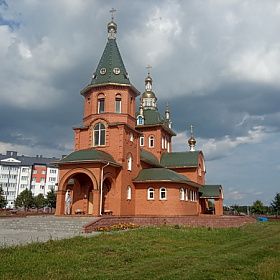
[{"left": 55, "top": 12, "right": 223, "bottom": 217}]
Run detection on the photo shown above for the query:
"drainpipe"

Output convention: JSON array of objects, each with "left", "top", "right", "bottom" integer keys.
[{"left": 99, "top": 162, "right": 110, "bottom": 216}]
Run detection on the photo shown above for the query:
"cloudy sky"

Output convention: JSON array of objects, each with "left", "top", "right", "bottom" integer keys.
[{"left": 0, "top": 0, "right": 279, "bottom": 206}]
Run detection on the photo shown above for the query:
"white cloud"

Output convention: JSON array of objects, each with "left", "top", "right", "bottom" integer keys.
[{"left": 228, "top": 47, "right": 280, "bottom": 84}]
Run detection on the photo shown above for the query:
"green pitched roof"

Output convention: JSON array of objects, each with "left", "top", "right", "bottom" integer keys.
[
  {"left": 57, "top": 149, "right": 121, "bottom": 166},
  {"left": 137, "top": 108, "right": 169, "bottom": 126},
  {"left": 133, "top": 168, "right": 191, "bottom": 183},
  {"left": 90, "top": 37, "right": 130, "bottom": 85},
  {"left": 140, "top": 148, "right": 162, "bottom": 167},
  {"left": 199, "top": 185, "right": 221, "bottom": 198},
  {"left": 161, "top": 151, "right": 201, "bottom": 168}
]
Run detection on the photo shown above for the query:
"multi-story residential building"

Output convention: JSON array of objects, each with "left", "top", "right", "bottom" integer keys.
[{"left": 0, "top": 151, "right": 59, "bottom": 208}]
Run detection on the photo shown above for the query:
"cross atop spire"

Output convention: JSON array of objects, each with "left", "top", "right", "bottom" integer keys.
[
  {"left": 190, "top": 125, "right": 194, "bottom": 137},
  {"left": 146, "top": 65, "right": 152, "bottom": 76},
  {"left": 110, "top": 8, "right": 116, "bottom": 21},
  {"left": 188, "top": 125, "right": 196, "bottom": 151}
]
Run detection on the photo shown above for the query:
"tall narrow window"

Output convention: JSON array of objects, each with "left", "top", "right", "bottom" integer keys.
[
  {"left": 149, "top": 136, "right": 154, "bottom": 148},
  {"left": 160, "top": 188, "right": 167, "bottom": 200},
  {"left": 115, "top": 97, "right": 121, "bottom": 113},
  {"left": 138, "top": 116, "right": 143, "bottom": 125},
  {"left": 127, "top": 155, "right": 132, "bottom": 171},
  {"left": 180, "top": 188, "right": 184, "bottom": 200},
  {"left": 140, "top": 136, "right": 144, "bottom": 146},
  {"left": 185, "top": 189, "right": 188, "bottom": 201},
  {"left": 127, "top": 186, "right": 131, "bottom": 200},
  {"left": 148, "top": 188, "right": 154, "bottom": 200},
  {"left": 94, "top": 123, "right": 106, "bottom": 146},
  {"left": 98, "top": 98, "right": 105, "bottom": 113}
]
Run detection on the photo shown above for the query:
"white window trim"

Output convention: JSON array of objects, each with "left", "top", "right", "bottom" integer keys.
[
  {"left": 185, "top": 189, "right": 188, "bottom": 201},
  {"left": 180, "top": 188, "right": 184, "bottom": 200},
  {"left": 127, "top": 186, "right": 131, "bottom": 200},
  {"left": 148, "top": 188, "right": 154, "bottom": 200},
  {"left": 140, "top": 136, "right": 144, "bottom": 146},
  {"left": 127, "top": 155, "right": 132, "bottom": 171},
  {"left": 160, "top": 187, "right": 167, "bottom": 200},
  {"left": 149, "top": 136, "right": 154, "bottom": 148},
  {"left": 115, "top": 97, "right": 121, "bottom": 113}
]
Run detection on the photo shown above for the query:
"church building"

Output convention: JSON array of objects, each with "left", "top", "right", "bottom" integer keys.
[{"left": 55, "top": 11, "right": 223, "bottom": 217}]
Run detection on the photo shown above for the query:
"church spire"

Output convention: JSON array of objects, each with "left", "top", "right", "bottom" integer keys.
[
  {"left": 89, "top": 9, "right": 130, "bottom": 86},
  {"left": 140, "top": 65, "right": 157, "bottom": 108}
]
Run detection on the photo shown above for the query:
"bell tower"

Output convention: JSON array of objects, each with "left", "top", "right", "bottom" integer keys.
[{"left": 73, "top": 10, "right": 140, "bottom": 162}]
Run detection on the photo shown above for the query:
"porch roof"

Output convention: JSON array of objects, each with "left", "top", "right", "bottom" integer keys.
[
  {"left": 55, "top": 149, "right": 121, "bottom": 166},
  {"left": 199, "top": 185, "right": 221, "bottom": 198}
]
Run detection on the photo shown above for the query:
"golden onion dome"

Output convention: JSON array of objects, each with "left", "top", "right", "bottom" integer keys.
[
  {"left": 188, "top": 136, "right": 196, "bottom": 146},
  {"left": 107, "top": 21, "right": 117, "bottom": 31},
  {"left": 141, "top": 91, "right": 157, "bottom": 100},
  {"left": 145, "top": 76, "right": 153, "bottom": 84}
]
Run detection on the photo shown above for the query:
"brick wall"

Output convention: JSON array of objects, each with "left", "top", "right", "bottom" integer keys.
[{"left": 83, "top": 215, "right": 256, "bottom": 233}]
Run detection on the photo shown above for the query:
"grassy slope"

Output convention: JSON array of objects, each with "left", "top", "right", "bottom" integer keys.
[{"left": 0, "top": 223, "right": 280, "bottom": 280}]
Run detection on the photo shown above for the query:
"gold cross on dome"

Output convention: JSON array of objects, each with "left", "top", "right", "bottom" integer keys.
[
  {"left": 110, "top": 8, "right": 116, "bottom": 21},
  {"left": 190, "top": 125, "right": 194, "bottom": 137},
  {"left": 146, "top": 65, "right": 152, "bottom": 75},
  {"left": 166, "top": 101, "right": 169, "bottom": 109}
]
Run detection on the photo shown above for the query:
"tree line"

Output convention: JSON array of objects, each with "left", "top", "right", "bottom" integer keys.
[
  {"left": 228, "top": 193, "right": 280, "bottom": 215},
  {"left": 0, "top": 187, "right": 56, "bottom": 212}
]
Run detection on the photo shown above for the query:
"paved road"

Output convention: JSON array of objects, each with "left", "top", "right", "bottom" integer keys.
[{"left": 0, "top": 216, "right": 100, "bottom": 247}]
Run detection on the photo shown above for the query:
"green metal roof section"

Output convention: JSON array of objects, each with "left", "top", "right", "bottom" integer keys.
[
  {"left": 140, "top": 148, "right": 162, "bottom": 167},
  {"left": 161, "top": 151, "right": 200, "bottom": 168},
  {"left": 138, "top": 108, "right": 169, "bottom": 126},
  {"left": 199, "top": 185, "right": 221, "bottom": 198},
  {"left": 57, "top": 149, "right": 121, "bottom": 166},
  {"left": 90, "top": 37, "right": 130, "bottom": 86},
  {"left": 133, "top": 168, "right": 191, "bottom": 183}
]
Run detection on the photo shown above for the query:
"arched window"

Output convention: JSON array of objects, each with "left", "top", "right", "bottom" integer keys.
[
  {"left": 160, "top": 187, "right": 167, "bottom": 200},
  {"left": 127, "top": 186, "right": 131, "bottom": 200},
  {"left": 98, "top": 98, "right": 105, "bottom": 113},
  {"left": 149, "top": 136, "right": 154, "bottom": 148},
  {"left": 185, "top": 189, "right": 188, "bottom": 201},
  {"left": 138, "top": 116, "right": 143, "bottom": 125},
  {"left": 115, "top": 97, "right": 121, "bottom": 113},
  {"left": 127, "top": 155, "right": 132, "bottom": 171},
  {"left": 93, "top": 123, "right": 105, "bottom": 146},
  {"left": 180, "top": 188, "right": 184, "bottom": 200},
  {"left": 140, "top": 136, "right": 144, "bottom": 146},
  {"left": 148, "top": 188, "right": 154, "bottom": 200}
]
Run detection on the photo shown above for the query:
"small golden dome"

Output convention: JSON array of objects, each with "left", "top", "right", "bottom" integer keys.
[
  {"left": 141, "top": 91, "right": 157, "bottom": 99},
  {"left": 107, "top": 21, "right": 117, "bottom": 31},
  {"left": 188, "top": 136, "right": 196, "bottom": 146},
  {"left": 145, "top": 76, "right": 153, "bottom": 84}
]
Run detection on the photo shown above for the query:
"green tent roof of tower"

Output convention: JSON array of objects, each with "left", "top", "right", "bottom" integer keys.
[{"left": 90, "top": 23, "right": 130, "bottom": 86}]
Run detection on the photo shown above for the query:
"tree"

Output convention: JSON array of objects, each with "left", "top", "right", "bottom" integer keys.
[
  {"left": 14, "top": 189, "right": 34, "bottom": 212},
  {"left": 251, "top": 200, "right": 265, "bottom": 215},
  {"left": 271, "top": 193, "right": 280, "bottom": 215},
  {"left": 46, "top": 188, "right": 56, "bottom": 212},
  {"left": 0, "top": 187, "right": 7, "bottom": 209},
  {"left": 33, "top": 194, "right": 46, "bottom": 213}
]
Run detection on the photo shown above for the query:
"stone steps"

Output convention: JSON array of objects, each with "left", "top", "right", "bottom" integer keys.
[{"left": 0, "top": 216, "right": 97, "bottom": 233}]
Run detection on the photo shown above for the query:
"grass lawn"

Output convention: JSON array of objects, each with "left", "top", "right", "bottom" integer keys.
[{"left": 0, "top": 222, "right": 280, "bottom": 280}]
